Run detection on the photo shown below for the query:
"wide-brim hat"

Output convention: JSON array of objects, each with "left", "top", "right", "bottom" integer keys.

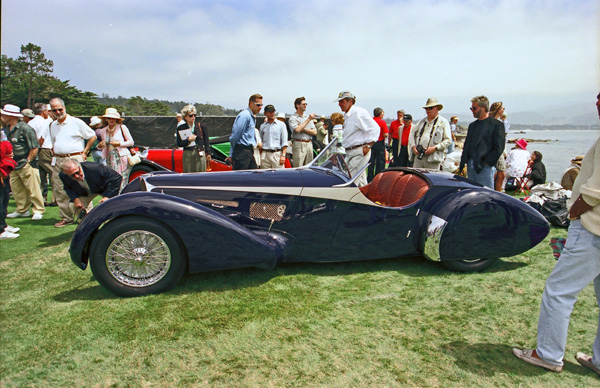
[
  {"left": 1, "top": 104, "right": 24, "bottom": 118},
  {"left": 571, "top": 155, "right": 584, "bottom": 165},
  {"left": 276, "top": 112, "right": 285, "bottom": 121},
  {"left": 516, "top": 138, "right": 528, "bottom": 150},
  {"left": 100, "top": 107, "right": 124, "bottom": 122},
  {"left": 422, "top": 98, "right": 443, "bottom": 110}
]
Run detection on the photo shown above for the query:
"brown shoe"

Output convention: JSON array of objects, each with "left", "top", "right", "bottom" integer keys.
[
  {"left": 54, "top": 220, "right": 74, "bottom": 228},
  {"left": 575, "top": 352, "right": 600, "bottom": 375}
]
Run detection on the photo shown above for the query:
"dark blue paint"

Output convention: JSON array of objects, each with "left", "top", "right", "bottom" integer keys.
[{"left": 70, "top": 164, "right": 550, "bottom": 277}]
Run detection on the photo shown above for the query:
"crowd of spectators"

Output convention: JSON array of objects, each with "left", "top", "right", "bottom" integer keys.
[{"left": 0, "top": 91, "right": 558, "bottom": 239}]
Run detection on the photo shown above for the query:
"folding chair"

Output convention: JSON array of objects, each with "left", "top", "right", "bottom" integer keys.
[{"left": 515, "top": 163, "right": 532, "bottom": 195}]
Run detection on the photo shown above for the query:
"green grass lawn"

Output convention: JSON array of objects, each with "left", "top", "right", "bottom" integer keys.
[{"left": 1, "top": 197, "right": 598, "bottom": 387}]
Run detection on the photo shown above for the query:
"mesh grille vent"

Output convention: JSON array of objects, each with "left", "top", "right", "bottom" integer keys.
[{"left": 250, "top": 202, "right": 286, "bottom": 221}]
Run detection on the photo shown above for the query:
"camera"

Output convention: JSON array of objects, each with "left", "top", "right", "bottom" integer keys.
[{"left": 416, "top": 145, "right": 426, "bottom": 160}]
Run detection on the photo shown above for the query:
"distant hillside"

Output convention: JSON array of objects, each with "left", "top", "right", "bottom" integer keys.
[
  {"left": 444, "top": 101, "right": 598, "bottom": 127},
  {"left": 504, "top": 102, "right": 597, "bottom": 126}
]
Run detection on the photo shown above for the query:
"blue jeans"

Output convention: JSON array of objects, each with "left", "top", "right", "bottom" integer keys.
[
  {"left": 467, "top": 159, "right": 494, "bottom": 189},
  {"left": 536, "top": 220, "right": 600, "bottom": 367}
]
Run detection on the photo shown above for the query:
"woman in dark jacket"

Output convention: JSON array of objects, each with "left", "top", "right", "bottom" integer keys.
[
  {"left": 526, "top": 151, "right": 546, "bottom": 188},
  {"left": 176, "top": 105, "right": 212, "bottom": 172}
]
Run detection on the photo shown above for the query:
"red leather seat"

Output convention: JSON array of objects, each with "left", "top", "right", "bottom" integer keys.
[{"left": 360, "top": 171, "right": 428, "bottom": 207}]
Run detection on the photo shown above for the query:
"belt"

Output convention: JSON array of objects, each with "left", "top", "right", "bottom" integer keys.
[
  {"left": 294, "top": 139, "right": 311, "bottom": 143},
  {"left": 263, "top": 149, "right": 281, "bottom": 152},
  {"left": 54, "top": 151, "right": 85, "bottom": 157},
  {"left": 345, "top": 143, "right": 371, "bottom": 151},
  {"left": 234, "top": 144, "right": 253, "bottom": 149}
]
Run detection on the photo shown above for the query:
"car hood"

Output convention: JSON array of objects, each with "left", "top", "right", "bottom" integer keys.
[{"left": 141, "top": 167, "right": 350, "bottom": 190}]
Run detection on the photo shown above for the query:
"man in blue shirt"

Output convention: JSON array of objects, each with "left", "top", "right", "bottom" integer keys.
[{"left": 229, "top": 94, "right": 263, "bottom": 170}]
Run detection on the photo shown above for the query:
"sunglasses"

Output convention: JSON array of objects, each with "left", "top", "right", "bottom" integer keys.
[
  {"left": 187, "top": 114, "right": 196, "bottom": 118},
  {"left": 51, "top": 108, "right": 64, "bottom": 113},
  {"left": 68, "top": 168, "right": 83, "bottom": 179},
  {"left": 470, "top": 106, "right": 479, "bottom": 111},
  {"left": 425, "top": 107, "right": 435, "bottom": 111},
  {"left": 254, "top": 102, "right": 263, "bottom": 107}
]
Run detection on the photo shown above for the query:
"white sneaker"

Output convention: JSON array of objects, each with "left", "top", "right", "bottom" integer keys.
[
  {"left": 31, "top": 213, "right": 43, "bottom": 220},
  {"left": 4, "top": 225, "right": 20, "bottom": 233},
  {"left": 0, "top": 231, "right": 20, "bottom": 239},
  {"left": 7, "top": 210, "right": 30, "bottom": 218}
]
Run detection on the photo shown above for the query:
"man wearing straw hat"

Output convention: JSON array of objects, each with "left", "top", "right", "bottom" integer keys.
[
  {"left": 408, "top": 97, "right": 451, "bottom": 170},
  {"left": 48, "top": 97, "right": 96, "bottom": 227}
]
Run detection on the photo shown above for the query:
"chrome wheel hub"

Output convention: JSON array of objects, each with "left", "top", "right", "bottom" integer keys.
[{"left": 106, "top": 230, "right": 171, "bottom": 287}]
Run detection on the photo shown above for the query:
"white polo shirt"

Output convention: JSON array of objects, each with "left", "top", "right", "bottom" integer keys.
[
  {"left": 342, "top": 105, "right": 379, "bottom": 149},
  {"left": 28, "top": 115, "right": 54, "bottom": 149},
  {"left": 50, "top": 115, "right": 96, "bottom": 155}
]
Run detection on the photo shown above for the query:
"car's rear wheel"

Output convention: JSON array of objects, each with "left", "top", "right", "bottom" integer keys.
[
  {"left": 128, "top": 164, "right": 155, "bottom": 182},
  {"left": 89, "top": 217, "right": 186, "bottom": 297},
  {"left": 441, "top": 258, "right": 497, "bottom": 272}
]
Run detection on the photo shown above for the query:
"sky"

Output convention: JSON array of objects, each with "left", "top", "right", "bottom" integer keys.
[{"left": 1, "top": 0, "right": 598, "bottom": 120}]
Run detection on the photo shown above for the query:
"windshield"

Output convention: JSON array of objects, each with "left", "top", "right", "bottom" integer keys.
[{"left": 307, "top": 138, "right": 351, "bottom": 180}]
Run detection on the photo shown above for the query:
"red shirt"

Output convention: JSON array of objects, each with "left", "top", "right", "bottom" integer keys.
[
  {"left": 373, "top": 117, "right": 389, "bottom": 142},
  {"left": 389, "top": 120, "right": 402, "bottom": 139},
  {"left": 401, "top": 123, "right": 412, "bottom": 146}
]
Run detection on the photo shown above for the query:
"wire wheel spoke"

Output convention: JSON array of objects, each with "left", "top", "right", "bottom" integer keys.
[{"left": 106, "top": 230, "right": 171, "bottom": 287}]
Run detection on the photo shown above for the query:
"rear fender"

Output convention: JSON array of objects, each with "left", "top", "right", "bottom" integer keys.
[
  {"left": 421, "top": 189, "right": 549, "bottom": 261},
  {"left": 69, "top": 192, "right": 287, "bottom": 272}
]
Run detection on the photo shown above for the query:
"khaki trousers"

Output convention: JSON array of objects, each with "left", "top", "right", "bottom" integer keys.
[
  {"left": 260, "top": 150, "right": 285, "bottom": 169},
  {"left": 292, "top": 141, "right": 313, "bottom": 167},
  {"left": 182, "top": 149, "right": 206, "bottom": 173},
  {"left": 69, "top": 194, "right": 95, "bottom": 220},
  {"left": 54, "top": 154, "right": 87, "bottom": 222},
  {"left": 9, "top": 163, "right": 46, "bottom": 214}
]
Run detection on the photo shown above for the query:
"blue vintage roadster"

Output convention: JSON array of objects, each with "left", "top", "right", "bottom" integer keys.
[{"left": 69, "top": 141, "right": 550, "bottom": 296}]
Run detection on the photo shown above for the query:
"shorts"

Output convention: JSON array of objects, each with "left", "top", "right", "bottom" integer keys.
[{"left": 496, "top": 153, "right": 506, "bottom": 171}]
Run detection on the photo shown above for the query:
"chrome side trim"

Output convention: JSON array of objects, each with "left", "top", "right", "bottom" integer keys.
[
  {"left": 143, "top": 177, "right": 156, "bottom": 192},
  {"left": 423, "top": 215, "right": 447, "bottom": 261}
]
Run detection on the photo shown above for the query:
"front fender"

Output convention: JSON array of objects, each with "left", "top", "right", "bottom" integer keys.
[
  {"left": 421, "top": 189, "right": 549, "bottom": 261},
  {"left": 69, "top": 192, "right": 287, "bottom": 272}
]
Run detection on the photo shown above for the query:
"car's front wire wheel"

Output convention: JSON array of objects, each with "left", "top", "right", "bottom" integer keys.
[{"left": 89, "top": 216, "right": 186, "bottom": 297}]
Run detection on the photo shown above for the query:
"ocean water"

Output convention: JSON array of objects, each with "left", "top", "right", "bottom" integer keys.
[{"left": 505, "top": 129, "right": 600, "bottom": 183}]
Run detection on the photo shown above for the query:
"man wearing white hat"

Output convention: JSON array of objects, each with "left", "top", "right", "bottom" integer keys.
[
  {"left": 1, "top": 104, "right": 46, "bottom": 220},
  {"left": 48, "top": 97, "right": 96, "bottom": 227},
  {"left": 28, "top": 102, "right": 55, "bottom": 205},
  {"left": 336, "top": 91, "right": 379, "bottom": 187},
  {"left": 408, "top": 98, "right": 451, "bottom": 170}
]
